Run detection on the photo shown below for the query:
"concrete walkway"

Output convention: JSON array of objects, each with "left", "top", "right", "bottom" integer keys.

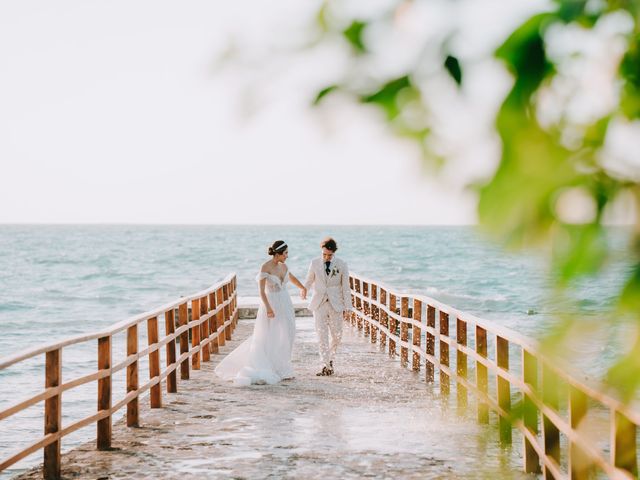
[{"left": 18, "top": 318, "right": 529, "bottom": 479}]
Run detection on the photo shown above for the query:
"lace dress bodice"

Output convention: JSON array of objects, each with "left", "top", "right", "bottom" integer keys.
[{"left": 256, "top": 270, "right": 289, "bottom": 293}]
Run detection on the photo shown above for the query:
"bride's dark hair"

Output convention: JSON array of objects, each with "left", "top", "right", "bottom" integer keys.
[{"left": 268, "top": 240, "right": 288, "bottom": 256}]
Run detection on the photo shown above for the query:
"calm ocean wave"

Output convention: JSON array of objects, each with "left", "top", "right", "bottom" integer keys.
[
  {"left": 0, "top": 224, "right": 633, "bottom": 477},
  {"left": 0, "top": 301, "right": 34, "bottom": 312}
]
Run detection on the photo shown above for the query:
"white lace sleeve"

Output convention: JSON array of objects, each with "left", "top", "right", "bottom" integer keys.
[{"left": 256, "top": 272, "right": 270, "bottom": 282}]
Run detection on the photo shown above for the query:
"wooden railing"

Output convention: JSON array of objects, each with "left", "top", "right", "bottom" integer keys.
[
  {"left": 0, "top": 274, "right": 238, "bottom": 479},
  {"left": 348, "top": 273, "right": 639, "bottom": 480}
]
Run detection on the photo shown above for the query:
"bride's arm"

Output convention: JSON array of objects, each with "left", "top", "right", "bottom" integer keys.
[
  {"left": 259, "top": 277, "right": 274, "bottom": 318},
  {"left": 289, "top": 273, "right": 307, "bottom": 299}
]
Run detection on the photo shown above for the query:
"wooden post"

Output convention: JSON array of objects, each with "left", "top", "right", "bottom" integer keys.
[
  {"left": 126, "top": 325, "right": 139, "bottom": 426},
  {"left": 216, "top": 289, "right": 226, "bottom": 347},
  {"left": 191, "top": 298, "right": 201, "bottom": 370},
  {"left": 379, "top": 289, "right": 387, "bottom": 348},
  {"left": 543, "top": 363, "right": 561, "bottom": 479},
  {"left": 612, "top": 410, "right": 638, "bottom": 477},
  {"left": 208, "top": 291, "right": 219, "bottom": 354},
  {"left": 400, "top": 297, "right": 409, "bottom": 367},
  {"left": 389, "top": 294, "right": 397, "bottom": 357},
  {"left": 569, "top": 386, "right": 589, "bottom": 479},
  {"left": 370, "top": 284, "right": 378, "bottom": 343},
  {"left": 228, "top": 279, "right": 234, "bottom": 331},
  {"left": 233, "top": 292, "right": 238, "bottom": 331},
  {"left": 426, "top": 305, "right": 436, "bottom": 383},
  {"left": 233, "top": 277, "right": 239, "bottom": 330},
  {"left": 164, "top": 310, "right": 177, "bottom": 394},
  {"left": 456, "top": 317, "right": 467, "bottom": 409},
  {"left": 178, "top": 302, "right": 190, "bottom": 380},
  {"left": 476, "top": 326, "right": 488, "bottom": 423},
  {"left": 43, "top": 348, "right": 61, "bottom": 479},
  {"left": 200, "top": 296, "right": 210, "bottom": 362},
  {"left": 523, "top": 350, "right": 540, "bottom": 474},
  {"left": 97, "top": 335, "right": 112, "bottom": 450},
  {"left": 229, "top": 283, "right": 236, "bottom": 333},
  {"left": 348, "top": 277, "right": 355, "bottom": 326},
  {"left": 223, "top": 285, "right": 231, "bottom": 340},
  {"left": 147, "top": 316, "right": 162, "bottom": 408},
  {"left": 363, "top": 282, "right": 370, "bottom": 336},
  {"left": 496, "top": 336, "right": 511, "bottom": 444},
  {"left": 412, "top": 299, "right": 421, "bottom": 372},
  {"left": 439, "top": 311, "right": 450, "bottom": 396},
  {"left": 355, "top": 280, "right": 362, "bottom": 330},
  {"left": 228, "top": 292, "right": 234, "bottom": 333}
]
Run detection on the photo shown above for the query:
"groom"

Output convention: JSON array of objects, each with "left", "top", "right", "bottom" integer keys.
[{"left": 304, "top": 237, "right": 352, "bottom": 376}]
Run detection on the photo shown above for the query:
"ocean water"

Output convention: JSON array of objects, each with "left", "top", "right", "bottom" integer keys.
[{"left": 0, "top": 225, "right": 632, "bottom": 477}]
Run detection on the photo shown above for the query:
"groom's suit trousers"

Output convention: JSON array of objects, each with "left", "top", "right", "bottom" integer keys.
[{"left": 314, "top": 298, "right": 343, "bottom": 368}]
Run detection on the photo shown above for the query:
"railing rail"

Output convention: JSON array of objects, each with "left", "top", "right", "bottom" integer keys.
[
  {"left": 0, "top": 273, "right": 239, "bottom": 479},
  {"left": 348, "top": 272, "right": 639, "bottom": 480}
]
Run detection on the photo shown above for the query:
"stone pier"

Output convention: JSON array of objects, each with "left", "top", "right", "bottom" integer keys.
[{"left": 16, "top": 316, "right": 527, "bottom": 479}]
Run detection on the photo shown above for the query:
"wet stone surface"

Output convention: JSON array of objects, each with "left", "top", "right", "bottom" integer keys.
[{"left": 17, "top": 318, "right": 531, "bottom": 479}]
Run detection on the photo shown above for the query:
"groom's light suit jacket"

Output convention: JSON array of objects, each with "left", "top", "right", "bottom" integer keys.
[{"left": 305, "top": 256, "right": 352, "bottom": 312}]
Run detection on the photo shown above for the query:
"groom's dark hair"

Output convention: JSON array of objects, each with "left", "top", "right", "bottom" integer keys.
[{"left": 321, "top": 237, "right": 338, "bottom": 252}]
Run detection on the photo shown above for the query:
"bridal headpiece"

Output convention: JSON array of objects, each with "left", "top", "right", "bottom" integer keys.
[{"left": 268, "top": 240, "right": 288, "bottom": 256}]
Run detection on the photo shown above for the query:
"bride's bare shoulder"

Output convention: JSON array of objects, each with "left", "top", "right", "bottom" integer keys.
[{"left": 260, "top": 260, "right": 273, "bottom": 273}]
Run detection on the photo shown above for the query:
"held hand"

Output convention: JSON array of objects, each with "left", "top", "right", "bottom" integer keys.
[
  {"left": 267, "top": 307, "right": 275, "bottom": 318},
  {"left": 300, "top": 287, "right": 307, "bottom": 300}
]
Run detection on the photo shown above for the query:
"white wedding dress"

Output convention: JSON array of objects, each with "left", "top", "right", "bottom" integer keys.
[{"left": 215, "top": 269, "right": 296, "bottom": 386}]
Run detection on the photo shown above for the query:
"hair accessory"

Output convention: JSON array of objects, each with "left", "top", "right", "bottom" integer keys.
[{"left": 274, "top": 243, "right": 288, "bottom": 253}]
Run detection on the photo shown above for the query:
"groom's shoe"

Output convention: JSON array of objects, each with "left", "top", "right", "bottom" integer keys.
[
  {"left": 316, "top": 366, "right": 330, "bottom": 376},
  {"left": 326, "top": 361, "right": 334, "bottom": 376}
]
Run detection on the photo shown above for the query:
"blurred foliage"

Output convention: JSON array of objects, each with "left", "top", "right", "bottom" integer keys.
[
  {"left": 443, "top": 55, "right": 462, "bottom": 87},
  {"left": 312, "top": 0, "right": 640, "bottom": 402},
  {"left": 342, "top": 20, "right": 368, "bottom": 54},
  {"left": 360, "top": 76, "right": 413, "bottom": 120}
]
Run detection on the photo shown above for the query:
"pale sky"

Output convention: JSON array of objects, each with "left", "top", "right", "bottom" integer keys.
[{"left": 0, "top": 0, "right": 557, "bottom": 225}]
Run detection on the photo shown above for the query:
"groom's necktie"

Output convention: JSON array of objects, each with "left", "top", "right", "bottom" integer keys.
[{"left": 325, "top": 261, "right": 331, "bottom": 275}]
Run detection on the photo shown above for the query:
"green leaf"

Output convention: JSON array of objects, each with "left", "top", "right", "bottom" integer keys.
[
  {"left": 552, "top": 224, "right": 608, "bottom": 284},
  {"left": 582, "top": 115, "right": 611, "bottom": 149},
  {"left": 479, "top": 111, "right": 575, "bottom": 247},
  {"left": 495, "top": 13, "right": 556, "bottom": 106},
  {"left": 606, "top": 337, "right": 640, "bottom": 402},
  {"left": 555, "top": 0, "right": 588, "bottom": 22},
  {"left": 316, "top": 2, "right": 330, "bottom": 33},
  {"left": 619, "top": 263, "right": 640, "bottom": 313},
  {"left": 313, "top": 85, "right": 339, "bottom": 105},
  {"left": 343, "top": 20, "right": 367, "bottom": 54},
  {"left": 360, "top": 75, "right": 413, "bottom": 121},
  {"left": 620, "top": 33, "right": 640, "bottom": 119},
  {"left": 481, "top": 12, "right": 571, "bottom": 248},
  {"left": 443, "top": 55, "right": 463, "bottom": 86},
  {"left": 549, "top": 0, "right": 602, "bottom": 26}
]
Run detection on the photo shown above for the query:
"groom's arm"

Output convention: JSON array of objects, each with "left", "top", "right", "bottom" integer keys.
[
  {"left": 341, "top": 261, "right": 352, "bottom": 311},
  {"left": 304, "top": 261, "right": 315, "bottom": 291}
]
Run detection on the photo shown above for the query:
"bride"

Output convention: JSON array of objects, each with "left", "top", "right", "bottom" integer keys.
[{"left": 215, "top": 240, "right": 307, "bottom": 386}]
